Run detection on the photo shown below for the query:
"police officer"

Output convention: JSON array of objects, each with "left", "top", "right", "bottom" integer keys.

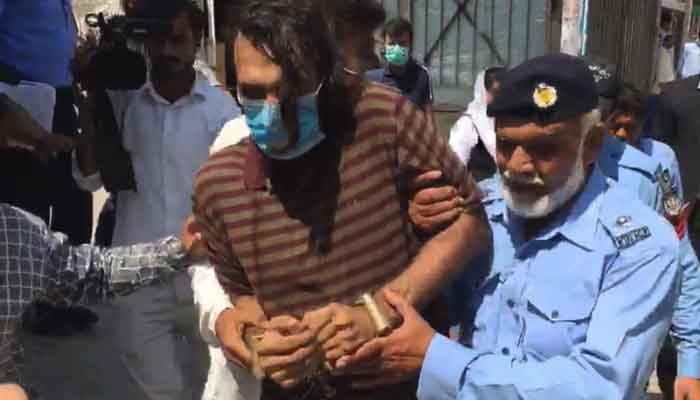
[
  {"left": 409, "top": 60, "right": 700, "bottom": 400},
  {"left": 603, "top": 79, "right": 700, "bottom": 400},
  {"left": 334, "top": 54, "right": 681, "bottom": 399}
]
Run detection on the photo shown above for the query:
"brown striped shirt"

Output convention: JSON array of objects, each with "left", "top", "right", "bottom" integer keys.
[{"left": 193, "top": 83, "right": 481, "bottom": 317}]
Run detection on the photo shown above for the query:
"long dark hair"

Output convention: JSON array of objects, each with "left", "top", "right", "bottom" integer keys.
[{"left": 235, "top": 0, "right": 356, "bottom": 147}]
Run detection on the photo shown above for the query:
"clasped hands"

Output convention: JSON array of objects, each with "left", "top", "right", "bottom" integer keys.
[
  {"left": 216, "top": 295, "right": 380, "bottom": 389},
  {"left": 216, "top": 290, "right": 436, "bottom": 390}
]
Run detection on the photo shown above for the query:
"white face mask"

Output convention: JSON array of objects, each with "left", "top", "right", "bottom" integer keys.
[{"left": 502, "top": 137, "right": 588, "bottom": 219}]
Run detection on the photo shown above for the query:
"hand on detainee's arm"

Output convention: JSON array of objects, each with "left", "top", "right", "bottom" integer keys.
[
  {"left": 373, "top": 98, "right": 490, "bottom": 322},
  {"left": 408, "top": 170, "right": 464, "bottom": 235}
]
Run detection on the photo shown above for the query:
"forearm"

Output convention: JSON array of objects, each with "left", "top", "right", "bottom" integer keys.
[
  {"left": 191, "top": 264, "right": 234, "bottom": 345},
  {"left": 418, "top": 335, "right": 619, "bottom": 400},
  {"left": 0, "top": 94, "right": 44, "bottom": 147},
  {"left": 672, "top": 236, "right": 700, "bottom": 378},
  {"left": 382, "top": 209, "right": 490, "bottom": 309},
  {"left": 95, "top": 237, "right": 188, "bottom": 291},
  {"left": 48, "top": 234, "right": 188, "bottom": 305}
]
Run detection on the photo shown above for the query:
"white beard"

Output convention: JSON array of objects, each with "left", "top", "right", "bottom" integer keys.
[{"left": 502, "top": 144, "right": 587, "bottom": 219}]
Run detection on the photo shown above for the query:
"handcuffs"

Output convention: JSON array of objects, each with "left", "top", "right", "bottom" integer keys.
[
  {"left": 242, "top": 292, "right": 392, "bottom": 380},
  {"left": 354, "top": 292, "right": 392, "bottom": 337}
]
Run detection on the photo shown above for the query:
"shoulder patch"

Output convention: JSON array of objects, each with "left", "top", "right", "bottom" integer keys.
[
  {"left": 613, "top": 226, "right": 652, "bottom": 250},
  {"left": 656, "top": 165, "right": 683, "bottom": 217}
]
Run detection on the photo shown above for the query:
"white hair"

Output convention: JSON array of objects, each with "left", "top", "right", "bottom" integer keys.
[
  {"left": 502, "top": 109, "right": 600, "bottom": 219},
  {"left": 580, "top": 109, "right": 601, "bottom": 141}
]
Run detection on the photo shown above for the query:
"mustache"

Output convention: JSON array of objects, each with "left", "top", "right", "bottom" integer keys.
[{"left": 502, "top": 169, "right": 546, "bottom": 187}]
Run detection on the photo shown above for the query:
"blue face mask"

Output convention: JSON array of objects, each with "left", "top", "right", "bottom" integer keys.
[{"left": 239, "top": 83, "right": 325, "bottom": 160}]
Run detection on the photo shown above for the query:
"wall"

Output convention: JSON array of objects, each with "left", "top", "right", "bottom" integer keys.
[
  {"left": 586, "top": 0, "right": 660, "bottom": 91},
  {"left": 381, "top": 0, "right": 548, "bottom": 108}
]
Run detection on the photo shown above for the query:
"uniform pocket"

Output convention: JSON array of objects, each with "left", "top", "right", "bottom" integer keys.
[{"left": 524, "top": 285, "right": 596, "bottom": 358}]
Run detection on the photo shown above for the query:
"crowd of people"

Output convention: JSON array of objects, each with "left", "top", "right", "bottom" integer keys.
[{"left": 2, "top": 1, "right": 700, "bottom": 400}]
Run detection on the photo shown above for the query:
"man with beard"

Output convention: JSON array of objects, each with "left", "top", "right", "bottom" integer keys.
[
  {"left": 73, "top": 0, "right": 239, "bottom": 398},
  {"left": 336, "top": 54, "right": 681, "bottom": 399},
  {"left": 192, "top": 0, "right": 490, "bottom": 398}
]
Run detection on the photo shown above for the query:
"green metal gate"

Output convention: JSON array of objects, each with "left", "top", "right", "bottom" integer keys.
[{"left": 380, "top": 0, "right": 548, "bottom": 107}]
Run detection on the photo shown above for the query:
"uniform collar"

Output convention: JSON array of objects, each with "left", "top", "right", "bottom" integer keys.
[
  {"left": 639, "top": 137, "right": 654, "bottom": 156},
  {"left": 142, "top": 72, "right": 210, "bottom": 105},
  {"left": 494, "top": 167, "right": 606, "bottom": 251},
  {"left": 600, "top": 135, "right": 659, "bottom": 179}
]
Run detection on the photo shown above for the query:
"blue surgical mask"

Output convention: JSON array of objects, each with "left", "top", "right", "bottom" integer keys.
[{"left": 239, "top": 83, "right": 325, "bottom": 160}]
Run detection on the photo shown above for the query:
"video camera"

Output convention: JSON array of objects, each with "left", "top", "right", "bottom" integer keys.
[
  {"left": 76, "top": 13, "right": 171, "bottom": 91},
  {"left": 73, "top": 12, "right": 172, "bottom": 193}
]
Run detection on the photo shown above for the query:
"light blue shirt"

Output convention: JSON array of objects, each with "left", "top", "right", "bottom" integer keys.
[
  {"left": 0, "top": 0, "right": 77, "bottom": 87},
  {"left": 421, "top": 169, "right": 681, "bottom": 400},
  {"left": 640, "top": 138, "right": 684, "bottom": 202},
  {"left": 598, "top": 135, "right": 662, "bottom": 212},
  {"left": 635, "top": 137, "right": 700, "bottom": 378}
]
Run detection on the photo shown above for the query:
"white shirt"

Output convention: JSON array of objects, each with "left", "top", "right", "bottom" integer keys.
[
  {"left": 191, "top": 116, "right": 262, "bottom": 400},
  {"left": 448, "top": 70, "right": 497, "bottom": 167},
  {"left": 654, "top": 47, "right": 676, "bottom": 94},
  {"left": 73, "top": 73, "right": 239, "bottom": 246},
  {"left": 679, "top": 41, "right": 700, "bottom": 79}
]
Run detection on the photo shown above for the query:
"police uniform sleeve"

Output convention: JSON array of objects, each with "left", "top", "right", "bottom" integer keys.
[
  {"left": 672, "top": 235, "right": 700, "bottom": 378},
  {"left": 418, "top": 223, "right": 681, "bottom": 400}
]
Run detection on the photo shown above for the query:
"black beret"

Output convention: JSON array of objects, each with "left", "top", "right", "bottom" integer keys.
[
  {"left": 586, "top": 61, "right": 620, "bottom": 99},
  {"left": 487, "top": 53, "right": 598, "bottom": 123}
]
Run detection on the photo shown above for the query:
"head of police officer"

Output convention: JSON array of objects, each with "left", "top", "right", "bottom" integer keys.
[{"left": 488, "top": 53, "right": 604, "bottom": 221}]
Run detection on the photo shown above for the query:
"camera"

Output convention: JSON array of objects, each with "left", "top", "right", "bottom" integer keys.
[
  {"left": 76, "top": 13, "right": 170, "bottom": 91},
  {"left": 72, "top": 12, "right": 171, "bottom": 193}
]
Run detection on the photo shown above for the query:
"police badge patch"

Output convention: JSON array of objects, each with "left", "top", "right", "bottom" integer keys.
[
  {"left": 614, "top": 227, "right": 652, "bottom": 250},
  {"left": 656, "top": 167, "right": 682, "bottom": 218}
]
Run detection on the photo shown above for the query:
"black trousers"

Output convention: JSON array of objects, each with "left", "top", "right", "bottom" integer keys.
[
  {"left": 657, "top": 336, "right": 677, "bottom": 400},
  {"left": 0, "top": 88, "right": 92, "bottom": 244}
]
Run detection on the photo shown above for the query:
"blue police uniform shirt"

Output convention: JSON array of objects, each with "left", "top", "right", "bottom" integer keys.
[
  {"left": 598, "top": 134, "right": 662, "bottom": 212},
  {"left": 366, "top": 58, "right": 433, "bottom": 110},
  {"left": 599, "top": 134, "right": 700, "bottom": 378},
  {"left": 421, "top": 168, "right": 681, "bottom": 400},
  {"left": 640, "top": 138, "right": 700, "bottom": 379},
  {"left": 640, "top": 138, "right": 684, "bottom": 201},
  {"left": 0, "top": 0, "right": 77, "bottom": 87}
]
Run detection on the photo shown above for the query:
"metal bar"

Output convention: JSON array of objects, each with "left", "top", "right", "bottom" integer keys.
[
  {"left": 455, "top": 0, "right": 506, "bottom": 65},
  {"left": 490, "top": 0, "right": 495, "bottom": 66},
  {"left": 471, "top": 0, "right": 479, "bottom": 83},
  {"left": 525, "top": 0, "right": 531, "bottom": 58},
  {"left": 423, "top": 0, "right": 467, "bottom": 65},
  {"left": 456, "top": 5, "right": 461, "bottom": 86},
  {"left": 439, "top": 0, "right": 445, "bottom": 86},
  {"left": 507, "top": 0, "right": 513, "bottom": 66},
  {"left": 424, "top": 0, "right": 429, "bottom": 65}
]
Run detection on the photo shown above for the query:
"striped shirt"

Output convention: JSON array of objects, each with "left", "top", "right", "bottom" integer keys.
[{"left": 193, "top": 83, "right": 481, "bottom": 317}]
